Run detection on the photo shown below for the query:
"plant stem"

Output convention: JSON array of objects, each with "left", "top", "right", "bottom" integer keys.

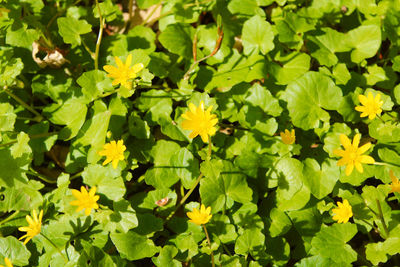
[
  {"left": 140, "top": 3, "right": 162, "bottom": 26},
  {"left": 2, "top": 86, "right": 44, "bottom": 122},
  {"left": 207, "top": 135, "right": 212, "bottom": 160},
  {"left": 128, "top": 0, "right": 133, "bottom": 30},
  {"left": 165, "top": 173, "right": 204, "bottom": 223},
  {"left": 376, "top": 199, "right": 390, "bottom": 238},
  {"left": 28, "top": 167, "right": 57, "bottom": 184},
  {"left": 40, "top": 233, "right": 68, "bottom": 263},
  {"left": 0, "top": 132, "right": 58, "bottom": 148},
  {"left": 94, "top": 0, "right": 105, "bottom": 70},
  {"left": 0, "top": 211, "right": 20, "bottom": 226},
  {"left": 374, "top": 161, "right": 400, "bottom": 168},
  {"left": 202, "top": 224, "right": 215, "bottom": 267}
]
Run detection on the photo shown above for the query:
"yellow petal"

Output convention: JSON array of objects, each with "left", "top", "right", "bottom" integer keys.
[{"left": 339, "top": 134, "right": 351, "bottom": 149}]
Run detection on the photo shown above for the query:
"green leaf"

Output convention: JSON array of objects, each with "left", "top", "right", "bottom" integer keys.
[
  {"left": 200, "top": 160, "right": 252, "bottom": 212},
  {"left": 302, "top": 158, "right": 340, "bottom": 199},
  {"left": 0, "top": 103, "right": 16, "bottom": 132},
  {"left": 285, "top": 71, "right": 343, "bottom": 130},
  {"left": 307, "top": 27, "right": 347, "bottom": 66},
  {"left": 57, "top": 17, "right": 92, "bottom": 47},
  {"left": 127, "top": 25, "right": 157, "bottom": 53},
  {"left": 158, "top": 23, "right": 194, "bottom": 58},
  {"left": 0, "top": 149, "right": 29, "bottom": 187},
  {"left": 31, "top": 72, "right": 74, "bottom": 102},
  {"left": 369, "top": 118, "right": 400, "bottom": 143},
  {"left": 296, "top": 255, "right": 350, "bottom": 267},
  {"left": 346, "top": 25, "right": 381, "bottom": 63},
  {"left": 311, "top": 223, "right": 358, "bottom": 264},
  {"left": 0, "top": 50, "right": 24, "bottom": 86},
  {"left": 332, "top": 63, "right": 351, "bottom": 85},
  {"left": 365, "top": 237, "right": 400, "bottom": 265},
  {"left": 0, "top": 184, "right": 43, "bottom": 212},
  {"left": 268, "top": 53, "right": 311, "bottom": 85},
  {"left": 268, "top": 208, "right": 292, "bottom": 237},
  {"left": 152, "top": 245, "right": 181, "bottom": 267},
  {"left": 0, "top": 236, "right": 31, "bottom": 266},
  {"left": 137, "top": 90, "right": 173, "bottom": 125},
  {"left": 46, "top": 97, "right": 88, "bottom": 140},
  {"left": 244, "top": 83, "right": 282, "bottom": 116},
  {"left": 6, "top": 24, "right": 40, "bottom": 49},
  {"left": 170, "top": 147, "right": 200, "bottom": 189},
  {"left": 242, "top": 15, "right": 274, "bottom": 55},
  {"left": 145, "top": 140, "right": 181, "bottom": 188},
  {"left": 10, "top": 132, "right": 31, "bottom": 158},
  {"left": 110, "top": 231, "right": 159, "bottom": 261},
  {"left": 82, "top": 164, "right": 126, "bottom": 201},
  {"left": 235, "top": 228, "right": 265, "bottom": 259},
  {"left": 75, "top": 100, "right": 111, "bottom": 152},
  {"left": 77, "top": 70, "right": 113, "bottom": 102}
]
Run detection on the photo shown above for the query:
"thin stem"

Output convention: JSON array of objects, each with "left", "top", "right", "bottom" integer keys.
[
  {"left": 207, "top": 135, "right": 212, "bottom": 160},
  {"left": 202, "top": 225, "right": 215, "bottom": 267},
  {"left": 376, "top": 114, "right": 385, "bottom": 124},
  {"left": 0, "top": 132, "right": 57, "bottom": 148},
  {"left": 374, "top": 161, "right": 400, "bottom": 168},
  {"left": 28, "top": 168, "right": 57, "bottom": 184},
  {"left": 0, "top": 211, "right": 20, "bottom": 226},
  {"left": 165, "top": 173, "right": 204, "bottom": 223},
  {"left": 40, "top": 233, "right": 68, "bottom": 263},
  {"left": 128, "top": 0, "right": 133, "bottom": 30},
  {"left": 94, "top": 0, "right": 105, "bottom": 70},
  {"left": 69, "top": 171, "right": 83, "bottom": 180},
  {"left": 183, "top": 23, "right": 223, "bottom": 80},
  {"left": 2, "top": 86, "right": 44, "bottom": 122},
  {"left": 361, "top": 218, "right": 379, "bottom": 232},
  {"left": 376, "top": 199, "right": 390, "bottom": 238},
  {"left": 140, "top": 3, "right": 162, "bottom": 26}
]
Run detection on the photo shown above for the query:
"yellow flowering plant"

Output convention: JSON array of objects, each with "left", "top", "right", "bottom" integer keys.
[
  {"left": 280, "top": 129, "right": 295, "bottom": 144},
  {"left": 332, "top": 199, "right": 353, "bottom": 224},
  {"left": 18, "top": 210, "right": 43, "bottom": 245},
  {"left": 98, "top": 140, "right": 126, "bottom": 169},
  {"left": 103, "top": 54, "right": 144, "bottom": 89},
  {"left": 0, "top": 258, "right": 13, "bottom": 267},
  {"left": 70, "top": 186, "right": 100, "bottom": 216},
  {"left": 333, "top": 133, "right": 375, "bottom": 176},
  {"left": 355, "top": 92, "right": 383, "bottom": 120},
  {"left": 181, "top": 101, "right": 218, "bottom": 143},
  {"left": 3, "top": 0, "right": 400, "bottom": 266}
]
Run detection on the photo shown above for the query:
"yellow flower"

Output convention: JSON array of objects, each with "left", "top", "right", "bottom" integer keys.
[
  {"left": 187, "top": 204, "right": 212, "bottom": 225},
  {"left": 181, "top": 101, "right": 218, "bottom": 143},
  {"left": 332, "top": 199, "right": 353, "bottom": 223},
  {"left": 333, "top": 134, "right": 375, "bottom": 176},
  {"left": 18, "top": 210, "right": 43, "bottom": 245},
  {"left": 280, "top": 129, "right": 295, "bottom": 144},
  {"left": 98, "top": 140, "right": 126, "bottom": 169},
  {"left": 70, "top": 186, "right": 100, "bottom": 216},
  {"left": 0, "top": 257, "right": 13, "bottom": 267},
  {"left": 355, "top": 92, "right": 383, "bottom": 120},
  {"left": 103, "top": 54, "right": 144, "bottom": 88},
  {"left": 389, "top": 170, "right": 400, "bottom": 193}
]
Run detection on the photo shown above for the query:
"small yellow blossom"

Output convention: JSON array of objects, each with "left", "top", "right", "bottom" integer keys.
[
  {"left": 389, "top": 170, "right": 400, "bottom": 193},
  {"left": 181, "top": 101, "right": 218, "bottom": 143},
  {"left": 333, "top": 134, "right": 375, "bottom": 176},
  {"left": 187, "top": 204, "right": 212, "bottom": 225},
  {"left": 0, "top": 257, "right": 13, "bottom": 267},
  {"left": 355, "top": 92, "right": 383, "bottom": 120},
  {"left": 70, "top": 186, "right": 100, "bottom": 216},
  {"left": 18, "top": 210, "right": 43, "bottom": 245},
  {"left": 332, "top": 199, "right": 353, "bottom": 223},
  {"left": 103, "top": 54, "right": 144, "bottom": 88},
  {"left": 280, "top": 129, "right": 295, "bottom": 144},
  {"left": 98, "top": 140, "right": 126, "bottom": 169}
]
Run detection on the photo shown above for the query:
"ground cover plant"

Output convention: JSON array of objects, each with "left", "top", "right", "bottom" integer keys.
[{"left": 0, "top": 0, "right": 400, "bottom": 266}]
